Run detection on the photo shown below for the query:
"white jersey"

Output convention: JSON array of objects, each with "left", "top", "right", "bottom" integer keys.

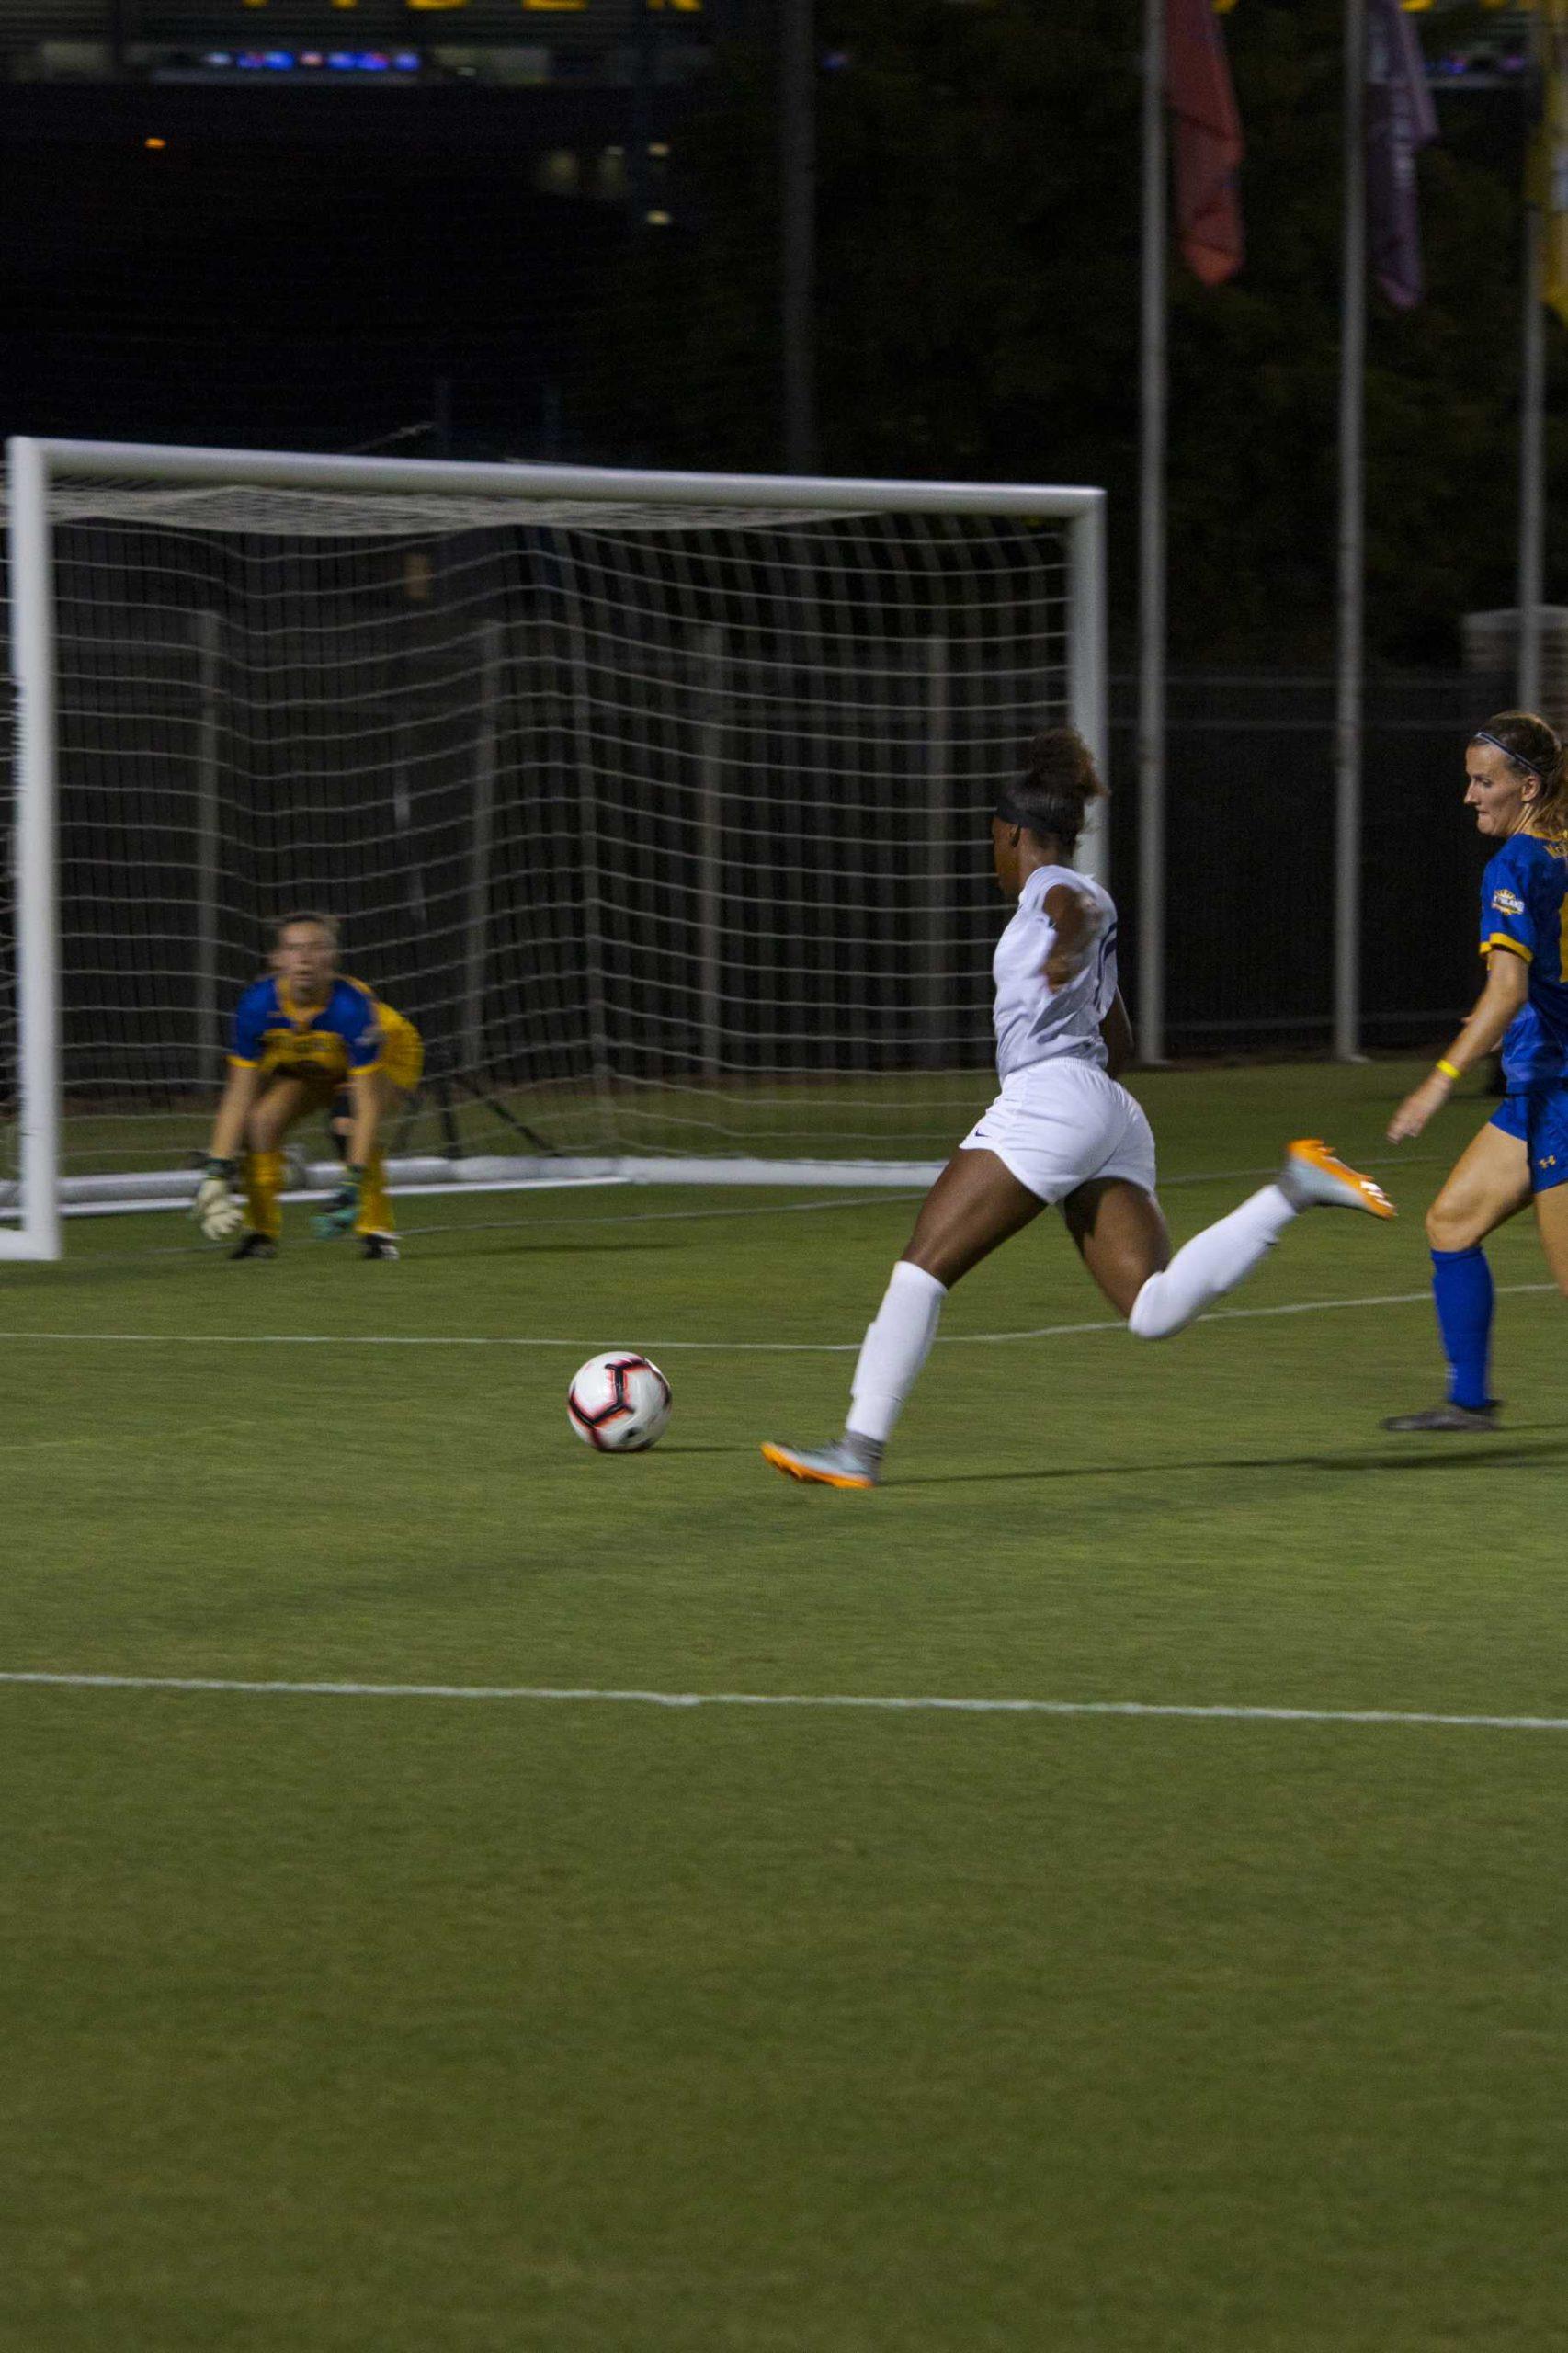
[{"left": 992, "top": 863, "right": 1118, "bottom": 1083}]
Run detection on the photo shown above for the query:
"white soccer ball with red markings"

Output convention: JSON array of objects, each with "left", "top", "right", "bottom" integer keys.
[{"left": 566, "top": 1351, "right": 672, "bottom": 1452}]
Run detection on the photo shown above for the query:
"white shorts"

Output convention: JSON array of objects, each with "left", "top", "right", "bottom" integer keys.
[{"left": 959, "top": 1060, "right": 1157, "bottom": 1206}]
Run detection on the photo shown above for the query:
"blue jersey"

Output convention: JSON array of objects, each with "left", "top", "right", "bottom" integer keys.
[
  {"left": 230, "top": 974, "right": 382, "bottom": 1082},
  {"left": 1480, "top": 833, "right": 1568, "bottom": 1091}
]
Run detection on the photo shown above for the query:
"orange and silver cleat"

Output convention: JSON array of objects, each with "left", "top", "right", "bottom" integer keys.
[
  {"left": 761, "top": 1439, "right": 879, "bottom": 1489},
  {"left": 1281, "top": 1138, "right": 1396, "bottom": 1219}
]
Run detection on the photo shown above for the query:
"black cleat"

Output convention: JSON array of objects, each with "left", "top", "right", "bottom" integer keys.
[
  {"left": 229, "top": 1233, "right": 278, "bottom": 1261},
  {"left": 359, "top": 1233, "right": 400, "bottom": 1261},
  {"left": 1381, "top": 1402, "right": 1498, "bottom": 1433}
]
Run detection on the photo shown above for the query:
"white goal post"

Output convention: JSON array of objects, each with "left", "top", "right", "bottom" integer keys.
[{"left": 4, "top": 437, "right": 1107, "bottom": 1259}]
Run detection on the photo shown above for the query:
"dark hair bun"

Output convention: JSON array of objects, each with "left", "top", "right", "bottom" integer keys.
[{"left": 997, "top": 729, "right": 1107, "bottom": 858}]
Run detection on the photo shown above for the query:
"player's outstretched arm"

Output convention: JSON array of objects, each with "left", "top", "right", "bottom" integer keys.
[
  {"left": 193, "top": 1065, "right": 260, "bottom": 1240},
  {"left": 1387, "top": 950, "right": 1528, "bottom": 1142}
]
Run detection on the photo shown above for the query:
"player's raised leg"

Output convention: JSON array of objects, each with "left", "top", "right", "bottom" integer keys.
[
  {"left": 1060, "top": 1176, "right": 1168, "bottom": 1316},
  {"left": 1067, "top": 1144, "right": 1391, "bottom": 1331},
  {"left": 1089, "top": 1139, "right": 1393, "bottom": 1341}
]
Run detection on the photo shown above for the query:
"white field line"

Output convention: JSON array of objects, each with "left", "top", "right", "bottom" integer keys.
[
  {"left": 3, "top": 1670, "right": 1567, "bottom": 1733},
  {"left": 0, "top": 1279, "right": 1555, "bottom": 1353}
]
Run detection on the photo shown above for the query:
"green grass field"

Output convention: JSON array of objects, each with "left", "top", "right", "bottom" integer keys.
[{"left": 7, "top": 1059, "right": 1568, "bottom": 2351}]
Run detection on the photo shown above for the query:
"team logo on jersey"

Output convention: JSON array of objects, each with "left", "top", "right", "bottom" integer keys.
[{"left": 1492, "top": 887, "right": 1525, "bottom": 915}]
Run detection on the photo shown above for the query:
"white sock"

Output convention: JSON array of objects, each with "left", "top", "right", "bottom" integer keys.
[
  {"left": 1129, "top": 1184, "right": 1296, "bottom": 1341},
  {"left": 847, "top": 1261, "right": 948, "bottom": 1444}
]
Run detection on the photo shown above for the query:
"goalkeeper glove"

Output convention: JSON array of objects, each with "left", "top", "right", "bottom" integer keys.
[
  {"left": 192, "top": 1158, "right": 244, "bottom": 1243},
  {"left": 312, "top": 1165, "right": 364, "bottom": 1240}
]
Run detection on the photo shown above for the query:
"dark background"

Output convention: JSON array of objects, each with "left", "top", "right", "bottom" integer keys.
[
  {"left": 0, "top": 0, "right": 1551, "bottom": 1055},
  {"left": 2, "top": 0, "right": 1555, "bottom": 666}
]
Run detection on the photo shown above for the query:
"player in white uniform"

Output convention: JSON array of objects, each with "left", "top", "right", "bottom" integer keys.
[{"left": 762, "top": 728, "right": 1396, "bottom": 1489}]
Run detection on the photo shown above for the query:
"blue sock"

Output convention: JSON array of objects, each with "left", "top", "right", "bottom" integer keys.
[{"left": 1430, "top": 1246, "right": 1494, "bottom": 1410}]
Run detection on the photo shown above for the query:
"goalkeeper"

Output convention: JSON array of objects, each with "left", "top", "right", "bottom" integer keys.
[{"left": 193, "top": 912, "right": 422, "bottom": 1262}]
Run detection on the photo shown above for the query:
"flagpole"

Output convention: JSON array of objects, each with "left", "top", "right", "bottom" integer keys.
[
  {"left": 780, "top": 0, "right": 816, "bottom": 472},
  {"left": 1520, "top": 210, "right": 1545, "bottom": 711},
  {"left": 1138, "top": 0, "right": 1168, "bottom": 1066},
  {"left": 1519, "top": 5, "right": 1546, "bottom": 714},
  {"left": 1335, "top": 0, "right": 1368, "bottom": 1064}
]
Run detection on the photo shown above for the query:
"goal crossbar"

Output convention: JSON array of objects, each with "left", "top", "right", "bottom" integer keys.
[{"left": 29, "top": 437, "right": 1107, "bottom": 518}]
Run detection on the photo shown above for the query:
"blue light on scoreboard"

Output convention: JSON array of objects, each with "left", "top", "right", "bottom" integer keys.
[
  {"left": 219, "top": 0, "right": 701, "bottom": 13},
  {"left": 207, "top": 45, "right": 422, "bottom": 67}
]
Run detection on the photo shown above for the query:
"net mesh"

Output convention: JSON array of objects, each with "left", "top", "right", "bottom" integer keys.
[{"left": 12, "top": 467, "right": 1078, "bottom": 1195}]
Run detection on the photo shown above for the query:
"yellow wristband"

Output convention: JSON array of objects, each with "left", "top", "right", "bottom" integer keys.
[{"left": 1436, "top": 1059, "right": 1461, "bottom": 1082}]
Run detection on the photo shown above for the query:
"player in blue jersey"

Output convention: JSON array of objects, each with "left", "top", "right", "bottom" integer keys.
[
  {"left": 762, "top": 729, "right": 1395, "bottom": 1489},
  {"left": 1383, "top": 711, "right": 1568, "bottom": 1430},
  {"left": 192, "top": 911, "right": 413, "bottom": 1261}
]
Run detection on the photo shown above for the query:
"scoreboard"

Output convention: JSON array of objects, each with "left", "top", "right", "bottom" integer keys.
[
  {"left": 174, "top": 0, "right": 710, "bottom": 17},
  {"left": 135, "top": 0, "right": 708, "bottom": 33},
  {"left": 11, "top": 0, "right": 727, "bottom": 74}
]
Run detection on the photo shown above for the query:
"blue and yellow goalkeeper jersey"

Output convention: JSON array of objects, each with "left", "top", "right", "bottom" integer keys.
[
  {"left": 229, "top": 974, "right": 382, "bottom": 1083},
  {"left": 1480, "top": 833, "right": 1568, "bottom": 1092}
]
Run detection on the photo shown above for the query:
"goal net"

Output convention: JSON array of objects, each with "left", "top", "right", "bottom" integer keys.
[{"left": 3, "top": 439, "right": 1106, "bottom": 1256}]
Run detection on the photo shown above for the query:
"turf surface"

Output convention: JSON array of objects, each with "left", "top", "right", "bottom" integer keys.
[{"left": 6, "top": 1060, "right": 1568, "bottom": 2350}]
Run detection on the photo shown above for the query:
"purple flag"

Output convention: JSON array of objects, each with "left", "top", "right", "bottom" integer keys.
[{"left": 1366, "top": 0, "right": 1438, "bottom": 311}]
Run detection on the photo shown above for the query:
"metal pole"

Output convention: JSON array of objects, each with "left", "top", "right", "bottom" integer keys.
[
  {"left": 5, "top": 438, "right": 62, "bottom": 1259},
  {"left": 1334, "top": 0, "right": 1368, "bottom": 1063},
  {"left": 461, "top": 620, "right": 501, "bottom": 1074},
  {"left": 780, "top": 0, "right": 816, "bottom": 471},
  {"left": 29, "top": 439, "right": 1104, "bottom": 517},
  {"left": 1519, "top": 9, "right": 1547, "bottom": 714},
  {"left": 193, "top": 610, "right": 221, "bottom": 1069},
  {"left": 922, "top": 633, "right": 950, "bottom": 1067},
  {"left": 630, "top": 0, "right": 655, "bottom": 224},
  {"left": 1138, "top": 0, "right": 1168, "bottom": 1064},
  {"left": 695, "top": 625, "right": 725, "bottom": 1081},
  {"left": 561, "top": 574, "right": 613, "bottom": 1133},
  {"left": 1069, "top": 503, "right": 1110, "bottom": 884}
]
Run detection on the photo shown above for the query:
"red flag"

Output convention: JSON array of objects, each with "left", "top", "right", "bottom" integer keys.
[{"left": 1166, "top": 0, "right": 1244, "bottom": 286}]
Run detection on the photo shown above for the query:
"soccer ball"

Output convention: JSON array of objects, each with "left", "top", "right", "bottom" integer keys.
[{"left": 566, "top": 1351, "right": 672, "bottom": 1452}]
